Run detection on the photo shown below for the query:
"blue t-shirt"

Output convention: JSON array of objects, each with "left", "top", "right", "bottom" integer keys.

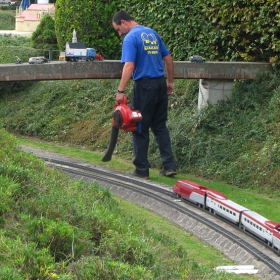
[{"left": 121, "top": 25, "right": 169, "bottom": 81}]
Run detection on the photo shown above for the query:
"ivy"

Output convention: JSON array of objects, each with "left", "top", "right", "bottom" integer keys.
[
  {"left": 53, "top": 1, "right": 280, "bottom": 63},
  {"left": 117, "top": 0, "right": 280, "bottom": 64}
]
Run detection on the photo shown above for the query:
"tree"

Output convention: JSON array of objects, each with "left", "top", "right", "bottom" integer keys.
[
  {"left": 120, "top": 0, "right": 280, "bottom": 64},
  {"left": 55, "top": 0, "right": 121, "bottom": 60},
  {"left": 30, "top": 14, "right": 58, "bottom": 58},
  {"left": 54, "top": 0, "right": 280, "bottom": 64}
]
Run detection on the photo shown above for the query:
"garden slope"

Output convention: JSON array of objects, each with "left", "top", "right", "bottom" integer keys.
[{"left": 1, "top": 72, "right": 280, "bottom": 190}]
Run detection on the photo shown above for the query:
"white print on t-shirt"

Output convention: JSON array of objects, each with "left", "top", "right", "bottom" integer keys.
[{"left": 141, "top": 33, "right": 159, "bottom": 54}]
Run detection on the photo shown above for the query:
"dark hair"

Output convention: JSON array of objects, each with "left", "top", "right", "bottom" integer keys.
[{"left": 112, "top": 10, "right": 133, "bottom": 25}]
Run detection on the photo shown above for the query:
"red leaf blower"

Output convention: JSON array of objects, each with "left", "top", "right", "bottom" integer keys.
[{"left": 102, "top": 96, "right": 142, "bottom": 162}]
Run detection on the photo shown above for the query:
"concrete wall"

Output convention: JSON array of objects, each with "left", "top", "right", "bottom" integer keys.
[
  {"left": 198, "top": 79, "right": 234, "bottom": 110},
  {"left": 0, "top": 61, "right": 273, "bottom": 82}
]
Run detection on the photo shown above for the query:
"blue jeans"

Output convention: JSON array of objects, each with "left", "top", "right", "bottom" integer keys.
[{"left": 132, "top": 76, "right": 176, "bottom": 174}]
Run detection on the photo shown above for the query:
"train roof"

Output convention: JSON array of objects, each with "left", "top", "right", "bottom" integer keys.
[
  {"left": 265, "top": 221, "right": 280, "bottom": 230},
  {"left": 176, "top": 180, "right": 208, "bottom": 191},
  {"left": 215, "top": 198, "right": 249, "bottom": 211},
  {"left": 242, "top": 210, "right": 268, "bottom": 224},
  {"left": 176, "top": 179, "right": 228, "bottom": 199},
  {"left": 206, "top": 189, "right": 228, "bottom": 200}
]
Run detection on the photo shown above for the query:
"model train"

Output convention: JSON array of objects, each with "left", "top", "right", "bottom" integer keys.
[{"left": 173, "top": 179, "right": 280, "bottom": 254}]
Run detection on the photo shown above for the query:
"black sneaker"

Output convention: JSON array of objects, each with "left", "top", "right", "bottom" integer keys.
[
  {"left": 158, "top": 169, "right": 177, "bottom": 177},
  {"left": 132, "top": 170, "right": 150, "bottom": 180}
]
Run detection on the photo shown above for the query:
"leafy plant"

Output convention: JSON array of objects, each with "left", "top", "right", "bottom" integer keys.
[
  {"left": 120, "top": 0, "right": 280, "bottom": 64},
  {"left": 30, "top": 13, "right": 59, "bottom": 59},
  {"left": 55, "top": 0, "right": 120, "bottom": 59}
]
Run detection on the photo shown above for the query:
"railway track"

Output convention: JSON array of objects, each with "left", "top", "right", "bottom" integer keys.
[{"left": 22, "top": 146, "right": 280, "bottom": 279}]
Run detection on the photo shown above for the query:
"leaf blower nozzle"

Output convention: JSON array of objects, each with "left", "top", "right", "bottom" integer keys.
[{"left": 102, "top": 97, "right": 142, "bottom": 162}]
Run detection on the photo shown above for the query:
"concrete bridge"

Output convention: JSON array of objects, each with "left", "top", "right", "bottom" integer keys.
[{"left": 0, "top": 60, "right": 273, "bottom": 108}]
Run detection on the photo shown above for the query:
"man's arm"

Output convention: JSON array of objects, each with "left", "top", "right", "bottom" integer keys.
[
  {"left": 116, "top": 61, "right": 134, "bottom": 103},
  {"left": 163, "top": 54, "right": 174, "bottom": 95}
]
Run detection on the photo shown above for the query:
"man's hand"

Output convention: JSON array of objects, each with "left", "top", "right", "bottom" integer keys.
[
  {"left": 116, "top": 92, "right": 125, "bottom": 104},
  {"left": 167, "top": 82, "right": 174, "bottom": 95}
]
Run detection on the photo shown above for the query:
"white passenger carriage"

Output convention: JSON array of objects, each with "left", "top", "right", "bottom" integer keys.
[
  {"left": 206, "top": 193, "right": 249, "bottom": 224},
  {"left": 240, "top": 211, "right": 276, "bottom": 245}
]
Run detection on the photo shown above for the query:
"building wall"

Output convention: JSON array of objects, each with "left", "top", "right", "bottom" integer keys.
[
  {"left": 16, "top": 20, "right": 41, "bottom": 32},
  {"left": 15, "top": 4, "right": 55, "bottom": 32}
]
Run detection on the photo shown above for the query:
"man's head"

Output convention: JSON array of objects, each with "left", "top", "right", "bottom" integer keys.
[{"left": 112, "top": 10, "right": 135, "bottom": 36}]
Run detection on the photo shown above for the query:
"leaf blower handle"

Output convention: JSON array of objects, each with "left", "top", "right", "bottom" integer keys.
[{"left": 116, "top": 92, "right": 127, "bottom": 105}]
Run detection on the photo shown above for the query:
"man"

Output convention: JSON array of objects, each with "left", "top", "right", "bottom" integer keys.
[{"left": 112, "top": 10, "right": 176, "bottom": 179}]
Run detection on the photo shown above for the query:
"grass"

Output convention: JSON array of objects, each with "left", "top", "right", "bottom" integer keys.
[
  {"left": 118, "top": 199, "right": 228, "bottom": 267},
  {"left": 0, "top": 129, "right": 255, "bottom": 280}
]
